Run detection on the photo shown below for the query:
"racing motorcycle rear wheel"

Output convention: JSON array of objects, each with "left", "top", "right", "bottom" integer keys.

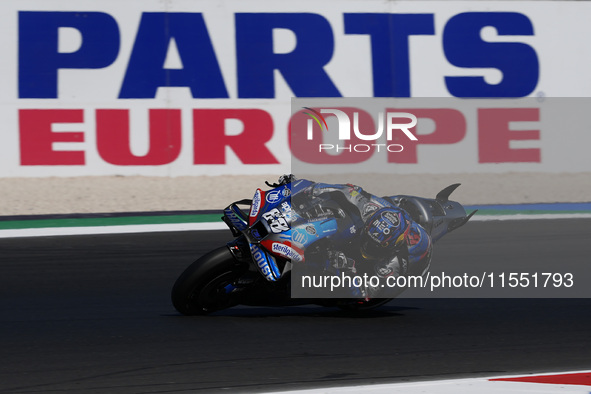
[{"left": 171, "top": 246, "right": 246, "bottom": 315}]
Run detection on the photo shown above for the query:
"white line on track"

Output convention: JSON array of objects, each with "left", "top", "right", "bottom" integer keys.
[
  {"left": 0, "top": 222, "right": 228, "bottom": 238},
  {"left": 0, "top": 214, "right": 590, "bottom": 238},
  {"left": 267, "top": 370, "right": 591, "bottom": 394}
]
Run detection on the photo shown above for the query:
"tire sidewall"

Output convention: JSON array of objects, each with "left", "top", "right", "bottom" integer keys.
[{"left": 171, "top": 246, "right": 246, "bottom": 315}]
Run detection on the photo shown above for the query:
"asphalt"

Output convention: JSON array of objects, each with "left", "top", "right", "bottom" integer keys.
[{"left": 1, "top": 219, "right": 591, "bottom": 393}]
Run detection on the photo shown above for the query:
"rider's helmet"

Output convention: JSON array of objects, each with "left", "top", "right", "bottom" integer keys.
[{"left": 359, "top": 207, "right": 410, "bottom": 260}]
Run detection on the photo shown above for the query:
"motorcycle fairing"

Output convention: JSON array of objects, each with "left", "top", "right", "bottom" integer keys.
[
  {"left": 249, "top": 243, "right": 281, "bottom": 281},
  {"left": 290, "top": 218, "right": 338, "bottom": 250},
  {"left": 249, "top": 185, "right": 292, "bottom": 240},
  {"left": 244, "top": 185, "right": 293, "bottom": 281},
  {"left": 290, "top": 179, "right": 314, "bottom": 194},
  {"left": 228, "top": 181, "right": 340, "bottom": 282},
  {"left": 249, "top": 189, "right": 265, "bottom": 225},
  {"left": 387, "top": 184, "right": 476, "bottom": 242},
  {"left": 223, "top": 204, "right": 249, "bottom": 233}
]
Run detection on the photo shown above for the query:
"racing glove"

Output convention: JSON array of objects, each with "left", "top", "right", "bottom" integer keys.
[{"left": 327, "top": 250, "right": 357, "bottom": 275}]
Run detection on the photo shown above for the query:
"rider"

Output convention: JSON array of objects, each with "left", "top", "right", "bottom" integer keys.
[{"left": 284, "top": 174, "right": 432, "bottom": 298}]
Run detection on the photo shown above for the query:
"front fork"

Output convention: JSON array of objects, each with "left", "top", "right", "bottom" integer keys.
[{"left": 227, "top": 235, "right": 251, "bottom": 263}]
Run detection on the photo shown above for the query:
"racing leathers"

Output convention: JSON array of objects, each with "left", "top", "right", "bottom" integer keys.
[{"left": 291, "top": 179, "right": 432, "bottom": 298}]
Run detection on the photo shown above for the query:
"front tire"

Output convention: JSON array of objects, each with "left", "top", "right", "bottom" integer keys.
[{"left": 171, "top": 246, "right": 246, "bottom": 315}]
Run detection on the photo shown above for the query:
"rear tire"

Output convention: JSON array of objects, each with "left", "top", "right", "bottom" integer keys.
[{"left": 171, "top": 247, "right": 246, "bottom": 315}]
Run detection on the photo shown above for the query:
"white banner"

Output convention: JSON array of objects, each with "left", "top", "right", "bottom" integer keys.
[{"left": 2, "top": 1, "right": 591, "bottom": 176}]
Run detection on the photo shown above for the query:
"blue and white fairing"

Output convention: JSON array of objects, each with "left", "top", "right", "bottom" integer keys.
[
  {"left": 223, "top": 180, "right": 340, "bottom": 282},
  {"left": 247, "top": 184, "right": 293, "bottom": 281},
  {"left": 249, "top": 243, "right": 281, "bottom": 282},
  {"left": 289, "top": 219, "right": 338, "bottom": 250},
  {"left": 288, "top": 178, "right": 340, "bottom": 249}
]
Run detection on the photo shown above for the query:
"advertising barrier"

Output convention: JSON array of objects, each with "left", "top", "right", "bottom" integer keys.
[
  {"left": 3, "top": 1, "right": 591, "bottom": 177},
  {"left": 290, "top": 97, "right": 591, "bottom": 175}
]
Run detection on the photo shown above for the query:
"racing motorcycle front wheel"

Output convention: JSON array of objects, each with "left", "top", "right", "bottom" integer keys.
[{"left": 171, "top": 246, "right": 246, "bottom": 315}]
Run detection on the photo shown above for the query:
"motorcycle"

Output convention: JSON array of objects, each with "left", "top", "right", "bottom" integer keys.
[{"left": 171, "top": 177, "right": 476, "bottom": 315}]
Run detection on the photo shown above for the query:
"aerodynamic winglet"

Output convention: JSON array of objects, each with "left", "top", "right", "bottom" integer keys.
[
  {"left": 436, "top": 183, "right": 461, "bottom": 201},
  {"left": 447, "top": 209, "right": 479, "bottom": 233}
]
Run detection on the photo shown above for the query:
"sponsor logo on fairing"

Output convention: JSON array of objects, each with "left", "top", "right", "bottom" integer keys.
[
  {"left": 250, "top": 189, "right": 262, "bottom": 218},
  {"left": 271, "top": 243, "right": 303, "bottom": 262},
  {"left": 224, "top": 207, "right": 247, "bottom": 231},
  {"left": 250, "top": 244, "right": 276, "bottom": 281},
  {"left": 251, "top": 228, "right": 262, "bottom": 240},
  {"left": 292, "top": 229, "right": 308, "bottom": 246},
  {"left": 266, "top": 190, "right": 282, "bottom": 203},
  {"left": 280, "top": 201, "right": 292, "bottom": 220},
  {"left": 262, "top": 208, "right": 289, "bottom": 233}
]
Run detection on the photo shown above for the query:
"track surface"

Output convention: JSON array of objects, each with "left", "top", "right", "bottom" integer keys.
[{"left": 1, "top": 220, "right": 591, "bottom": 393}]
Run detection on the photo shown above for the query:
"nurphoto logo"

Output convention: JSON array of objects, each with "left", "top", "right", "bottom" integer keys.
[{"left": 303, "top": 108, "right": 418, "bottom": 153}]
